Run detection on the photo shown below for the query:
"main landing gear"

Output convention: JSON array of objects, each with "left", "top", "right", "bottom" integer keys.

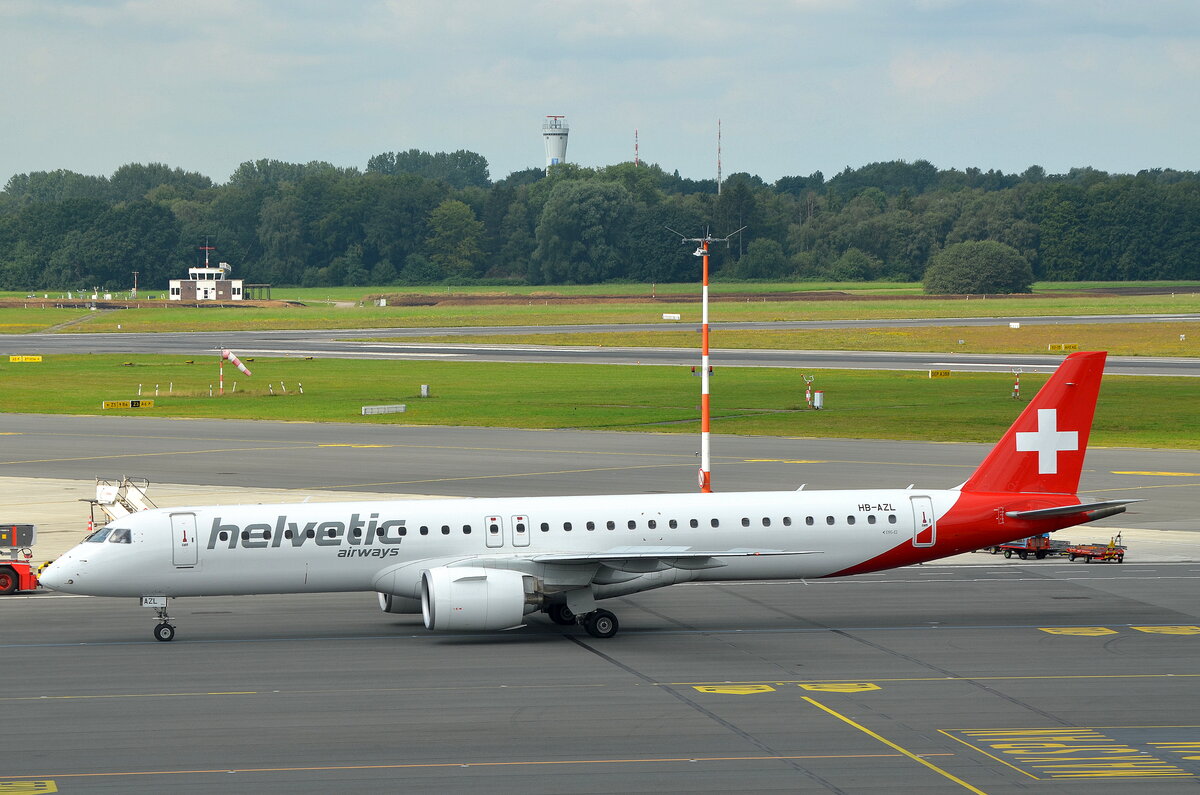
[{"left": 547, "top": 603, "right": 620, "bottom": 638}]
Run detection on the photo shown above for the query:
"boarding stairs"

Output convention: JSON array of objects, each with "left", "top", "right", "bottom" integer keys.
[{"left": 89, "top": 477, "right": 157, "bottom": 523}]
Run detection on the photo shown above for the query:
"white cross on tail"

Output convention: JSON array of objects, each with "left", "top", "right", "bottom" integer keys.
[{"left": 1015, "top": 408, "right": 1078, "bottom": 474}]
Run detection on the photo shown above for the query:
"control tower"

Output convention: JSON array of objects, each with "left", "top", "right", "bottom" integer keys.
[{"left": 542, "top": 115, "right": 569, "bottom": 170}]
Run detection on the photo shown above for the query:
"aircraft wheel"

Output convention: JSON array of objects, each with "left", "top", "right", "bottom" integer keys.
[
  {"left": 548, "top": 603, "right": 576, "bottom": 626},
  {"left": 583, "top": 609, "right": 618, "bottom": 639},
  {"left": 154, "top": 623, "right": 176, "bottom": 642},
  {"left": 0, "top": 567, "right": 16, "bottom": 595}
]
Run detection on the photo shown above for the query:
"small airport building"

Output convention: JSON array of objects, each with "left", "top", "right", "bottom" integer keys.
[{"left": 169, "top": 262, "right": 244, "bottom": 301}]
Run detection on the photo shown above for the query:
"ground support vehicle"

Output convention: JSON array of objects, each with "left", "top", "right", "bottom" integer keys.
[
  {"left": 0, "top": 524, "right": 38, "bottom": 594},
  {"left": 991, "top": 535, "right": 1070, "bottom": 559},
  {"left": 1066, "top": 537, "right": 1127, "bottom": 563}
]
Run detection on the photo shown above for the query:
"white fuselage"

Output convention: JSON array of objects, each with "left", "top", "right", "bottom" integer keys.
[{"left": 44, "top": 488, "right": 963, "bottom": 600}]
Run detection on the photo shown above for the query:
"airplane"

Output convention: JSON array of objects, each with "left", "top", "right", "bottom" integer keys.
[{"left": 39, "top": 350, "right": 1138, "bottom": 642}]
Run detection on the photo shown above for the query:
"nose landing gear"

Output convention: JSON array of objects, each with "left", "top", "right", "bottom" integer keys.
[{"left": 142, "top": 596, "right": 177, "bottom": 642}]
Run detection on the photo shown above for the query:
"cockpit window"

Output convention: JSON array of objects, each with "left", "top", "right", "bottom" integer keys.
[
  {"left": 85, "top": 527, "right": 112, "bottom": 543},
  {"left": 108, "top": 528, "right": 132, "bottom": 544}
]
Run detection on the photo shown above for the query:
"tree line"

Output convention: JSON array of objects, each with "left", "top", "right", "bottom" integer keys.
[{"left": 2, "top": 153, "right": 1199, "bottom": 292}]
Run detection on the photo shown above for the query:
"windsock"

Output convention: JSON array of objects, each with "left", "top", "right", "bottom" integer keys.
[{"left": 221, "top": 349, "right": 252, "bottom": 377}]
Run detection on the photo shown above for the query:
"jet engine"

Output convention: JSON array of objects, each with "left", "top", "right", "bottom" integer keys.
[
  {"left": 421, "top": 566, "right": 535, "bottom": 631},
  {"left": 377, "top": 592, "right": 422, "bottom": 614}
]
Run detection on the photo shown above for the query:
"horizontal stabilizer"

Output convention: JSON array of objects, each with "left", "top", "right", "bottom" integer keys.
[{"left": 1005, "top": 499, "right": 1142, "bottom": 520}]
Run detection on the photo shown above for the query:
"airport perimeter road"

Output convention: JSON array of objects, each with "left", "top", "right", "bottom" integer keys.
[
  {"left": 4, "top": 325, "right": 1200, "bottom": 375},
  {"left": 1, "top": 414, "right": 1196, "bottom": 531},
  {"left": 4, "top": 563, "right": 1200, "bottom": 793}
]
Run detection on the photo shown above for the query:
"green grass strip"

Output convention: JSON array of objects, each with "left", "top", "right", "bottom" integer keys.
[{"left": 1, "top": 355, "right": 1195, "bottom": 449}]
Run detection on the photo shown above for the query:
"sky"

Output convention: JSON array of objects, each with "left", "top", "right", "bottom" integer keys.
[{"left": 2, "top": 1, "right": 1199, "bottom": 188}]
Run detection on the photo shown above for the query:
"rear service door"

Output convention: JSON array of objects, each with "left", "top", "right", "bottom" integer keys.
[
  {"left": 171, "top": 513, "right": 198, "bottom": 567},
  {"left": 910, "top": 496, "right": 935, "bottom": 547},
  {"left": 511, "top": 515, "right": 530, "bottom": 547},
  {"left": 484, "top": 515, "right": 504, "bottom": 549}
]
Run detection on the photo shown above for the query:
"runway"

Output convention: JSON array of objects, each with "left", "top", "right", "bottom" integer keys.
[
  {"left": 5, "top": 318, "right": 1200, "bottom": 375},
  {"left": 3, "top": 415, "right": 1199, "bottom": 792}
]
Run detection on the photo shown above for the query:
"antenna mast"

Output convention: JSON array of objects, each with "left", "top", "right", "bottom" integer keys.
[
  {"left": 716, "top": 119, "right": 722, "bottom": 195},
  {"left": 664, "top": 225, "right": 746, "bottom": 493},
  {"left": 634, "top": 128, "right": 639, "bottom": 167}
]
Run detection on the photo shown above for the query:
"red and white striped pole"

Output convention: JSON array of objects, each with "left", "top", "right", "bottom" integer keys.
[{"left": 699, "top": 239, "right": 712, "bottom": 493}]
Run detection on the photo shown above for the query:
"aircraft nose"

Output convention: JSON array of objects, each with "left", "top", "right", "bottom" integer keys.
[{"left": 38, "top": 558, "right": 73, "bottom": 591}]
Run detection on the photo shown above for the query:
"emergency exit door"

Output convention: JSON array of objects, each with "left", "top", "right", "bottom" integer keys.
[
  {"left": 484, "top": 515, "right": 504, "bottom": 548},
  {"left": 910, "top": 496, "right": 936, "bottom": 547},
  {"left": 171, "top": 513, "right": 198, "bottom": 567}
]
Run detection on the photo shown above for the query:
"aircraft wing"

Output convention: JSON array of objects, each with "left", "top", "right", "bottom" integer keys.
[{"left": 529, "top": 547, "right": 820, "bottom": 572}]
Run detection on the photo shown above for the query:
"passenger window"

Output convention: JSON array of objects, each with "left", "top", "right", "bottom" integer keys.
[
  {"left": 741, "top": 518, "right": 750, "bottom": 527},
  {"left": 564, "top": 522, "right": 572, "bottom": 531},
  {"left": 108, "top": 528, "right": 132, "bottom": 544},
  {"left": 783, "top": 517, "right": 792, "bottom": 527},
  {"left": 805, "top": 517, "right": 814, "bottom": 526},
  {"left": 690, "top": 519, "right": 699, "bottom": 528},
  {"left": 888, "top": 514, "right": 897, "bottom": 524},
  {"left": 586, "top": 521, "right": 595, "bottom": 531},
  {"left": 489, "top": 522, "right": 499, "bottom": 534},
  {"left": 540, "top": 522, "right": 550, "bottom": 532},
  {"left": 668, "top": 519, "right": 677, "bottom": 529},
  {"left": 710, "top": 518, "right": 720, "bottom": 528},
  {"left": 307, "top": 528, "right": 316, "bottom": 539},
  {"left": 218, "top": 530, "right": 229, "bottom": 542},
  {"left": 627, "top": 520, "right": 636, "bottom": 529},
  {"left": 826, "top": 516, "right": 835, "bottom": 525},
  {"left": 241, "top": 531, "right": 249, "bottom": 541},
  {"left": 420, "top": 526, "right": 429, "bottom": 535},
  {"left": 398, "top": 527, "right": 407, "bottom": 536},
  {"left": 285, "top": 530, "right": 294, "bottom": 539},
  {"left": 606, "top": 520, "right": 615, "bottom": 530},
  {"left": 463, "top": 525, "right": 471, "bottom": 534},
  {"left": 263, "top": 530, "right": 272, "bottom": 540},
  {"left": 847, "top": 516, "right": 855, "bottom": 525},
  {"left": 762, "top": 518, "right": 771, "bottom": 527},
  {"left": 442, "top": 526, "right": 450, "bottom": 535},
  {"left": 868, "top": 515, "right": 877, "bottom": 525},
  {"left": 648, "top": 520, "right": 657, "bottom": 529},
  {"left": 351, "top": 528, "right": 360, "bottom": 539}
]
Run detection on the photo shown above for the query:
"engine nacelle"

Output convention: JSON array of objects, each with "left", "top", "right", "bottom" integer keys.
[
  {"left": 377, "top": 592, "right": 422, "bottom": 614},
  {"left": 421, "top": 566, "right": 533, "bottom": 632}
]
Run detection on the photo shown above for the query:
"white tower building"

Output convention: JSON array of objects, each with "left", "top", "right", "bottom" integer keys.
[{"left": 542, "top": 115, "right": 569, "bottom": 170}]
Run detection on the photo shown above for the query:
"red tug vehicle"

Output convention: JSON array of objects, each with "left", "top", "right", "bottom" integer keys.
[{"left": 0, "top": 524, "right": 39, "bottom": 595}]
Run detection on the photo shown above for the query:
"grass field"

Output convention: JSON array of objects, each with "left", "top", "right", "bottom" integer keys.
[
  {"left": 8, "top": 290, "right": 1193, "bottom": 335},
  {"left": 1, "top": 354, "right": 1196, "bottom": 449},
  {"left": 388, "top": 322, "right": 1200, "bottom": 357}
]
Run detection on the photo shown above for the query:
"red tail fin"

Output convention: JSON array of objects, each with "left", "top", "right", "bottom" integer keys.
[{"left": 961, "top": 351, "right": 1107, "bottom": 495}]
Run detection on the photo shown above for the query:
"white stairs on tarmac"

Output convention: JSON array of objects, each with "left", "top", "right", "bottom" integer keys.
[{"left": 91, "top": 477, "right": 157, "bottom": 522}]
